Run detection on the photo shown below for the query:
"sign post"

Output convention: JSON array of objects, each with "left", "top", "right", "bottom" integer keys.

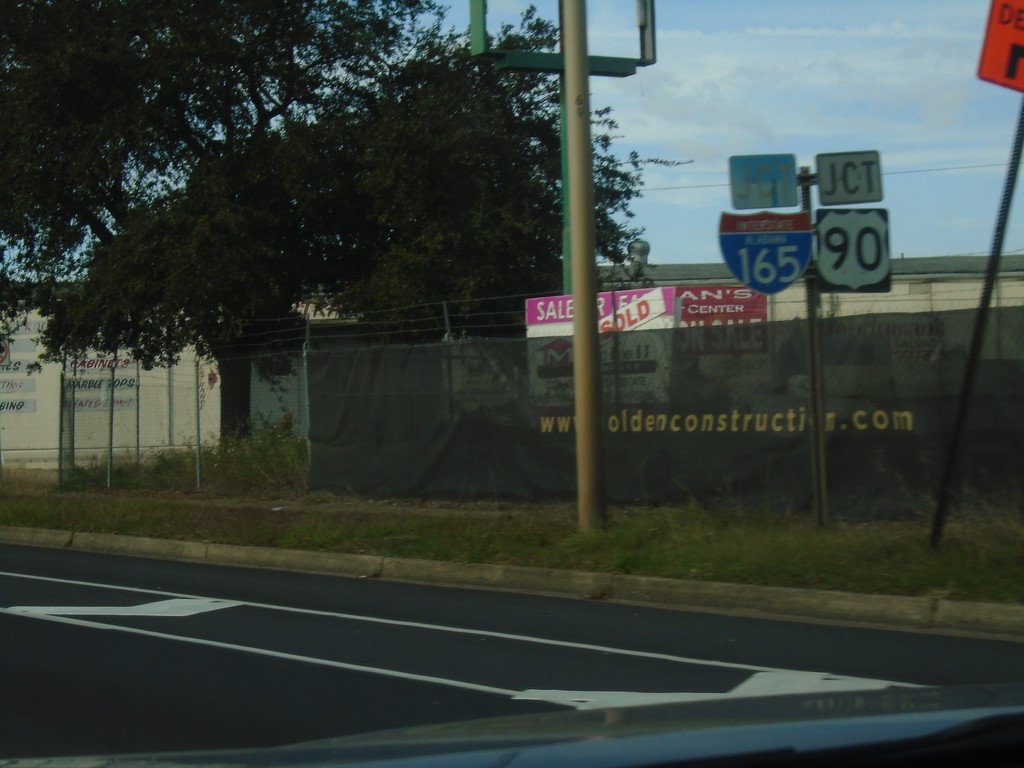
[
  {"left": 933, "top": 0, "right": 1024, "bottom": 546},
  {"left": 719, "top": 207, "right": 829, "bottom": 524},
  {"left": 722, "top": 149, "right": 891, "bottom": 525},
  {"left": 0, "top": 338, "right": 4, "bottom": 484},
  {"left": 798, "top": 167, "right": 829, "bottom": 528}
]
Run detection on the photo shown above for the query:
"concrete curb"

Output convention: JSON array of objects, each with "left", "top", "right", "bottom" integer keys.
[
  {"left": 608, "top": 574, "right": 938, "bottom": 629},
  {"left": 0, "top": 526, "right": 72, "bottom": 549},
  {"left": 206, "top": 543, "right": 383, "bottom": 578},
  {"left": 932, "top": 599, "right": 1024, "bottom": 638},
  {"left": 72, "top": 531, "right": 210, "bottom": 562},
  {"left": 379, "top": 557, "right": 616, "bottom": 599},
  {"left": 2, "top": 525, "right": 1021, "bottom": 641}
]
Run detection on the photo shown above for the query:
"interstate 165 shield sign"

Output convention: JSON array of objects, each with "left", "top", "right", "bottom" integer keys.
[{"left": 719, "top": 211, "right": 813, "bottom": 295}]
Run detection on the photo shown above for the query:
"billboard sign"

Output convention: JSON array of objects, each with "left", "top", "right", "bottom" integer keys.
[
  {"left": 676, "top": 285, "right": 768, "bottom": 327},
  {"left": 526, "top": 287, "right": 677, "bottom": 338}
]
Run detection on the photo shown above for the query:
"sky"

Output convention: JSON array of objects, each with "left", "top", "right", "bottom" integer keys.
[{"left": 440, "top": 0, "right": 1024, "bottom": 265}]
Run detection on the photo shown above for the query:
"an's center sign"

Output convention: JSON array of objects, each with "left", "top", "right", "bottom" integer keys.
[{"left": 719, "top": 211, "right": 813, "bottom": 295}]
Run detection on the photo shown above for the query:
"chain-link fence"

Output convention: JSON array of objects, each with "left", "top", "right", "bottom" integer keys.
[
  {"left": 3, "top": 268, "right": 1024, "bottom": 509},
  {"left": 56, "top": 354, "right": 220, "bottom": 486},
  {"left": 0, "top": 327, "right": 219, "bottom": 488},
  {"left": 58, "top": 356, "right": 220, "bottom": 487}
]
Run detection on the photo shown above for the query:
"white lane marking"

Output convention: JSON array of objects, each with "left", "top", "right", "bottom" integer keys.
[
  {"left": 2, "top": 608, "right": 909, "bottom": 710},
  {"left": 8, "top": 598, "right": 242, "bottom": 617},
  {"left": 0, "top": 570, "right": 922, "bottom": 689},
  {"left": 515, "top": 670, "right": 910, "bottom": 710},
  {"left": 3, "top": 609, "right": 520, "bottom": 699},
  {"left": 0, "top": 570, "right": 774, "bottom": 673}
]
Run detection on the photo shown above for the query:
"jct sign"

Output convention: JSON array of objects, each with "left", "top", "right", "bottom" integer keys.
[{"left": 816, "top": 151, "right": 882, "bottom": 206}]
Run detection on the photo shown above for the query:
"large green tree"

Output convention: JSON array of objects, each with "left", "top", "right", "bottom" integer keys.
[
  {"left": 332, "top": 10, "right": 643, "bottom": 337},
  {"left": 0, "top": 1, "right": 645, "bottom": 433}
]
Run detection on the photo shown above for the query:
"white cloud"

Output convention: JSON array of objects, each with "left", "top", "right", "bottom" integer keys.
[{"left": 447, "top": 0, "right": 1024, "bottom": 262}]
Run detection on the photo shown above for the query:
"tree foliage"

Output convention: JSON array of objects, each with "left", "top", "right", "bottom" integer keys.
[
  {"left": 0, "top": 1, "right": 647, "bottom": 427},
  {"left": 333, "top": 11, "right": 644, "bottom": 335},
  {"left": 1, "top": 0, "right": 434, "bottom": 364}
]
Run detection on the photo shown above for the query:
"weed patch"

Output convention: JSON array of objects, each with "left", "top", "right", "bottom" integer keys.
[{"left": 2, "top": 432, "right": 1022, "bottom": 604}]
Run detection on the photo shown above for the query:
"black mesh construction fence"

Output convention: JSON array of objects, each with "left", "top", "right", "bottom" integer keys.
[{"left": 307, "top": 307, "right": 1024, "bottom": 518}]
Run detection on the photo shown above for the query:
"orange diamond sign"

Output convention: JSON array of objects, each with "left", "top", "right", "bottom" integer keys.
[{"left": 979, "top": 1, "right": 1024, "bottom": 92}]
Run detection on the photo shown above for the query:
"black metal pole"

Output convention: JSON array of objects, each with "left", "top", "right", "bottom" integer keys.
[
  {"left": 931, "top": 95, "right": 1024, "bottom": 547},
  {"left": 800, "top": 167, "right": 828, "bottom": 526}
]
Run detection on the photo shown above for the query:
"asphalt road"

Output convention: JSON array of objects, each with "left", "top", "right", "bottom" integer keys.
[{"left": 2, "top": 543, "right": 1023, "bottom": 759}]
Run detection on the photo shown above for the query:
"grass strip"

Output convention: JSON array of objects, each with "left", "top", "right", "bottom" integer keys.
[{"left": 1, "top": 487, "right": 1021, "bottom": 605}]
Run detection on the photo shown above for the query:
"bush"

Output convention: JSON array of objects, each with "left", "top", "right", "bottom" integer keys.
[
  {"left": 60, "top": 419, "right": 308, "bottom": 495},
  {"left": 204, "top": 418, "right": 308, "bottom": 494}
]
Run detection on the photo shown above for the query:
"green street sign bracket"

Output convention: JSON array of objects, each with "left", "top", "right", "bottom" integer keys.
[
  {"left": 469, "top": 0, "right": 653, "bottom": 77},
  {"left": 478, "top": 50, "right": 642, "bottom": 78},
  {"left": 468, "top": 0, "right": 655, "bottom": 292}
]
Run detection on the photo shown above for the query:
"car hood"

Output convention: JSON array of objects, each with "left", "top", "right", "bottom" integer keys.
[{"left": 10, "top": 683, "right": 1024, "bottom": 767}]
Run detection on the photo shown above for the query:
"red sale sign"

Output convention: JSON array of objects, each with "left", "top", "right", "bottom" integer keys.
[{"left": 674, "top": 285, "right": 768, "bottom": 327}]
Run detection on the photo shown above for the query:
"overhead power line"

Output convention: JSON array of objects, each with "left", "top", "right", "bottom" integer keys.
[{"left": 642, "top": 162, "right": 1008, "bottom": 192}]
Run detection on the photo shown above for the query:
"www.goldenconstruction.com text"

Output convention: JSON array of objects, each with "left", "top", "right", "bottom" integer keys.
[{"left": 539, "top": 407, "right": 914, "bottom": 434}]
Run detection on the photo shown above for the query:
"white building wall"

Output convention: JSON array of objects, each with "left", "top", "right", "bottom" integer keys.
[
  {"left": 765, "top": 275, "right": 1024, "bottom": 321},
  {"left": 0, "top": 312, "right": 220, "bottom": 471}
]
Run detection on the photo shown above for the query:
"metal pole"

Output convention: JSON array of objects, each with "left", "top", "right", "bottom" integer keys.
[
  {"left": 167, "top": 366, "right": 174, "bottom": 448},
  {"left": 0, "top": 329, "right": 7, "bottom": 485},
  {"left": 800, "top": 167, "right": 829, "bottom": 526},
  {"left": 0, "top": 373, "right": 4, "bottom": 490},
  {"left": 107, "top": 352, "right": 117, "bottom": 488},
  {"left": 0, "top": 332, "right": 6, "bottom": 486},
  {"left": 563, "top": 0, "right": 606, "bottom": 530},
  {"left": 442, "top": 300, "right": 453, "bottom": 342},
  {"left": 135, "top": 360, "right": 141, "bottom": 464},
  {"left": 302, "top": 317, "right": 311, "bottom": 465},
  {"left": 931, "top": 94, "right": 1024, "bottom": 547},
  {"left": 560, "top": 77, "right": 572, "bottom": 294},
  {"left": 195, "top": 356, "right": 201, "bottom": 489},
  {"left": 611, "top": 291, "right": 621, "bottom": 413},
  {"left": 58, "top": 363, "right": 65, "bottom": 486},
  {"left": 61, "top": 355, "right": 74, "bottom": 485}
]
